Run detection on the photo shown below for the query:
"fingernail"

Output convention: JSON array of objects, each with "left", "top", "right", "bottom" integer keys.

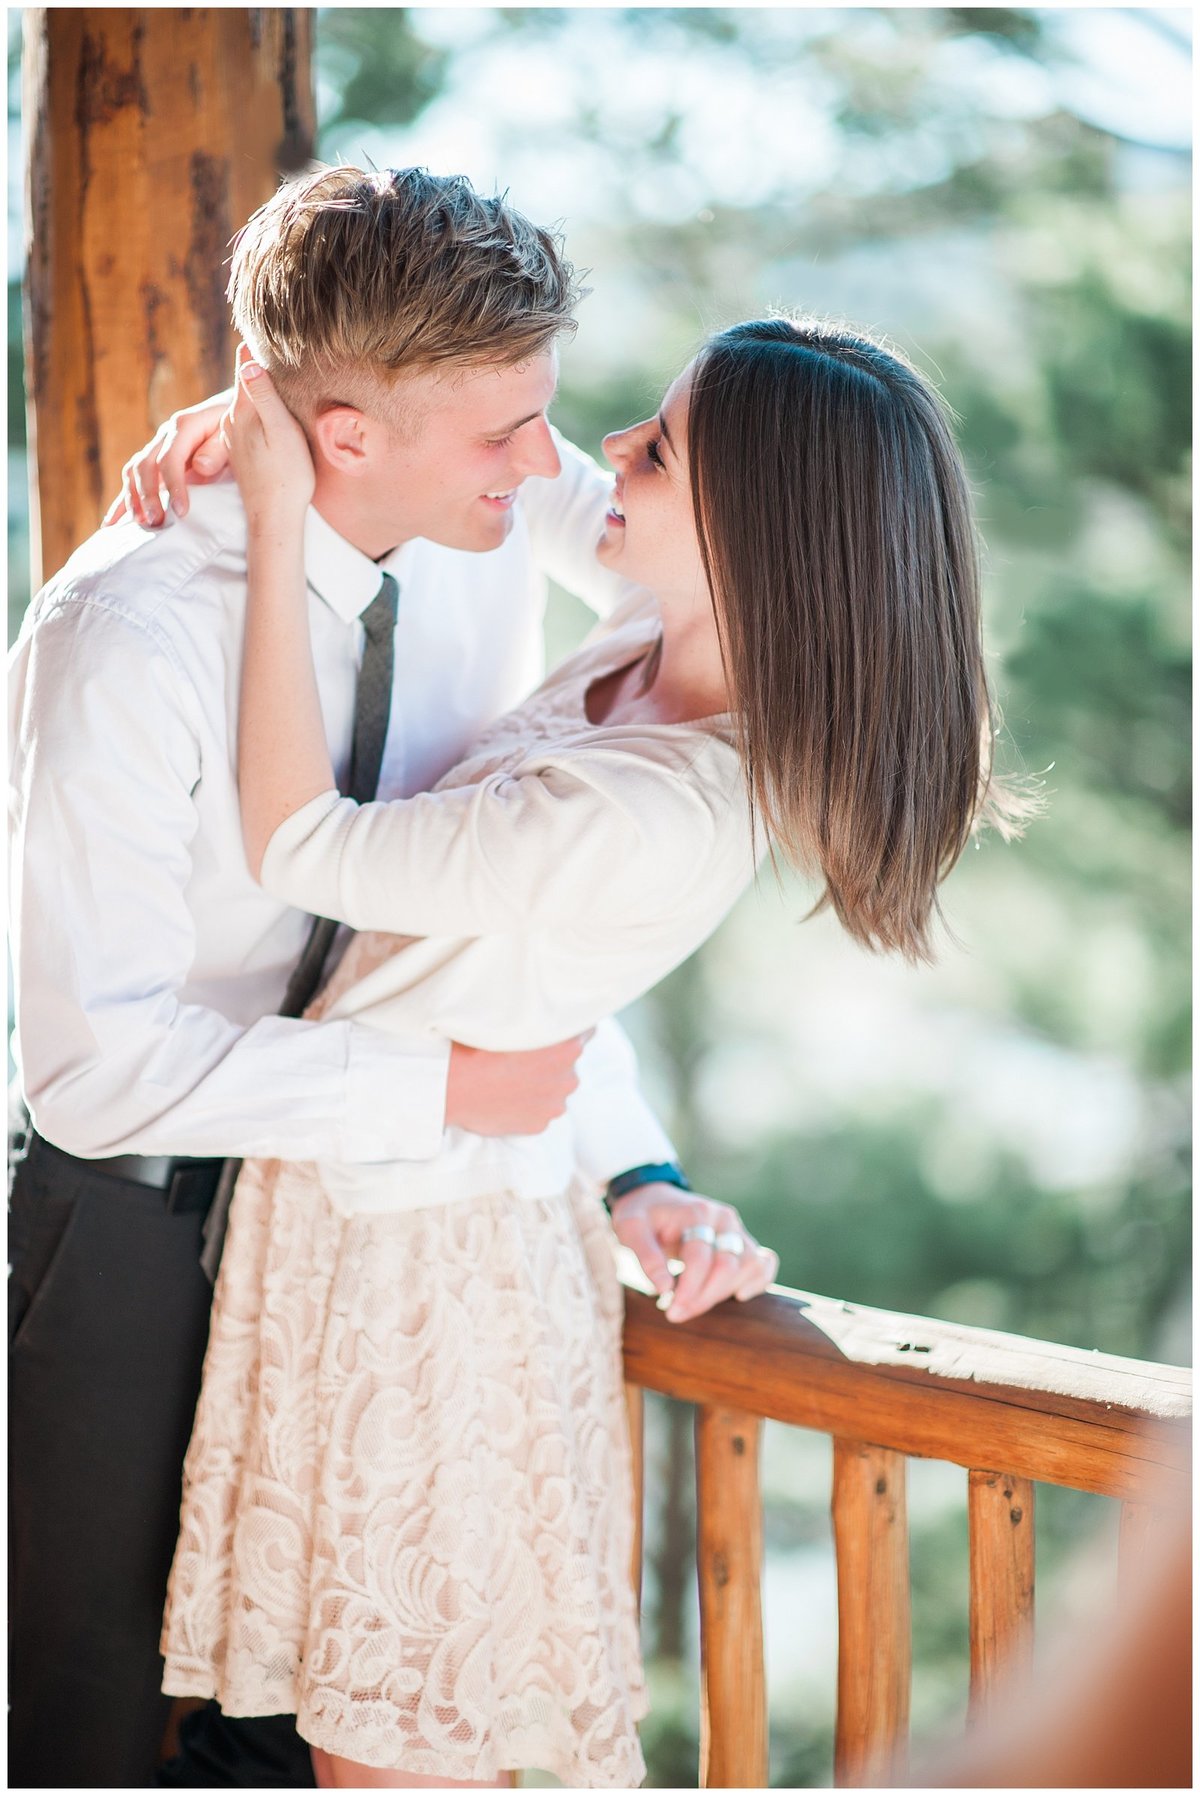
[
  {"left": 655, "top": 1290, "right": 673, "bottom": 1312},
  {"left": 242, "top": 361, "right": 263, "bottom": 380},
  {"left": 194, "top": 456, "right": 215, "bottom": 473}
]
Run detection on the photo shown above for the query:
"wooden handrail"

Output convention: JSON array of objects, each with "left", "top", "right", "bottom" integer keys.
[
  {"left": 621, "top": 1280, "right": 1190, "bottom": 1503},
  {"left": 621, "top": 1275, "right": 1191, "bottom": 1789}
]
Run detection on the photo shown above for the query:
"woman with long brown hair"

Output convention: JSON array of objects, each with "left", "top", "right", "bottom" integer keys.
[{"left": 124, "top": 313, "right": 1026, "bottom": 1788}]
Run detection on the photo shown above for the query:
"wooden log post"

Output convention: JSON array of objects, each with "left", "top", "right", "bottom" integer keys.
[
  {"left": 831, "top": 1439, "right": 911, "bottom": 1787},
  {"left": 695, "top": 1405, "right": 767, "bottom": 1789},
  {"left": 22, "top": 7, "right": 315, "bottom": 586},
  {"left": 967, "top": 1469, "right": 1035, "bottom": 1724},
  {"left": 624, "top": 1380, "right": 645, "bottom": 1612}
]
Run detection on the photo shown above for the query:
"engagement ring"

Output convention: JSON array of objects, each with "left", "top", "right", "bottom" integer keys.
[
  {"left": 715, "top": 1232, "right": 746, "bottom": 1255},
  {"left": 680, "top": 1224, "right": 717, "bottom": 1248}
]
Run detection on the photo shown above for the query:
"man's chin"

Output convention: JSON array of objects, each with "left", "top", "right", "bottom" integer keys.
[{"left": 437, "top": 505, "right": 516, "bottom": 554}]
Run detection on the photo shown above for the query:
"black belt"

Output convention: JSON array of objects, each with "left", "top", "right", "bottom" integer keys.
[{"left": 25, "top": 1132, "right": 222, "bottom": 1215}]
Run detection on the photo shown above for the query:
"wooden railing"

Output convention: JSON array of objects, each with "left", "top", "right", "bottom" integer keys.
[{"left": 620, "top": 1276, "right": 1191, "bottom": 1789}]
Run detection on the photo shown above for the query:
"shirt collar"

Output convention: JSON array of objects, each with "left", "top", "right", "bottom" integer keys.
[{"left": 303, "top": 504, "right": 411, "bottom": 624}]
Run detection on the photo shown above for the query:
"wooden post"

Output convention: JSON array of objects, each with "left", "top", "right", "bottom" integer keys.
[
  {"left": 967, "top": 1468, "right": 1035, "bottom": 1723},
  {"left": 22, "top": 7, "right": 315, "bottom": 586},
  {"left": 695, "top": 1405, "right": 767, "bottom": 1789},
  {"left": 625, "top": 1380, "right": 645, "bottom": 1613},
  {"left": 831, "top": 1439, "right": 910, "bottom": 1787}
]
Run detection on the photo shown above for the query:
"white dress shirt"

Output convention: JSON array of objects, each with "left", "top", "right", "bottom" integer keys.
[
  {"left": 7, "top": 433, "right": 676, "bottom": 1176},
  {"left": 263, "top": 587, "right": 757, "bottom": 1215}
]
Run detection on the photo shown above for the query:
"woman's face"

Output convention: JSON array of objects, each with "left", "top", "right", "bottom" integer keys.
[{"left": 596, "top": 363, "right": 709, "bottom": 606}]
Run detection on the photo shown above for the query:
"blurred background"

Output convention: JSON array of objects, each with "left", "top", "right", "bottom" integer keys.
[{"left": 7, "top": 7, "right": 1191, "bottom": 1786}]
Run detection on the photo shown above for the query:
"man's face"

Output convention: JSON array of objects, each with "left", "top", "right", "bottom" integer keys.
[{"left": 357, "top": 348, "right": 562, "bottom": 553}]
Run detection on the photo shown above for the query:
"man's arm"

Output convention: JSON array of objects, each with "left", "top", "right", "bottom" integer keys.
[
  {"left": 521, "top": 430, "right": 643, "bottom": 619},
  {"left": 9, "top": 596, "right": 441, "bottom": 1161}
]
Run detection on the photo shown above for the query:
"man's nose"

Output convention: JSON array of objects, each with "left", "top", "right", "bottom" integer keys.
[{"left": 518, "top": 418, "right": 560, "bottom": 481}]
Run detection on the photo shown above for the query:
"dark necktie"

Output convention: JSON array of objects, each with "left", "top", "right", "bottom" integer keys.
[
  {"left": 279, "top": 573, "right": 399, "bottom": 1019},
  {"left": 201, "top": 572, "right": 400, "bottom": 1280}
]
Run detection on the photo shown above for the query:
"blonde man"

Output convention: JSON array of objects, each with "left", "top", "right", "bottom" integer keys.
[{"left": 9, "top": 167, "right": 741, "bottom": 1789}]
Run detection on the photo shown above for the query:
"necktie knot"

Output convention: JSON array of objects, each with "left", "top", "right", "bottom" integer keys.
[{"left": 362, "top": 573, "right": 398, "bottom": 645}]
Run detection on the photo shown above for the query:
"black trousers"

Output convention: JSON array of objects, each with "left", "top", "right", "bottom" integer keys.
[{"left": 8, "top": 1132, "right": 315, "bottom": 1789}]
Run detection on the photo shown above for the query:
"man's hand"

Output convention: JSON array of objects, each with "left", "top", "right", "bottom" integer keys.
[
  {"left": 445, "top": 1033, "right": 592, "bottom": 1137},
  {"left": 608, "top": 1184, "right": 779, "bottom": 1322}
]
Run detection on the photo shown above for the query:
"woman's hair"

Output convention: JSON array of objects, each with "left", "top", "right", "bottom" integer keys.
[
  {"left": 687, "top": 316, "right": 1034, "bottom": 963},
  {"left": 227, "top": 164, "right": 583, "bottom": 420}
]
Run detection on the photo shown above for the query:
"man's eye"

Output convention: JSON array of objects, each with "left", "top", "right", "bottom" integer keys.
[{"left": 647, "top": 438, "right": 664, "bottom": 468}]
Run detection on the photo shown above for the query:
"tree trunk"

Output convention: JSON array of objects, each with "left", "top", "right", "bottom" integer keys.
[{"left": 22, "top": 7, "right": 315, "bottom": 586}]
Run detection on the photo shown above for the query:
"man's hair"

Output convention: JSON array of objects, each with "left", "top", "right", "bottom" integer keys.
[
  {"left": 687, "top": 317, "right": 1039, "bottom": 963},
  {"left": 227, "top": 164, "right": 583, "bottom": 419}
]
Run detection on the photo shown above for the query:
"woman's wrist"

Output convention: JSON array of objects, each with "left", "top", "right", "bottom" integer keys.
[{"left": 246, "top": 500, "right": 308, "bottom": 544}]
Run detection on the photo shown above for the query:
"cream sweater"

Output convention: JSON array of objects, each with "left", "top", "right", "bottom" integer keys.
[{"left": 261, "top": 590, "right": 759, "bottom": 1214}]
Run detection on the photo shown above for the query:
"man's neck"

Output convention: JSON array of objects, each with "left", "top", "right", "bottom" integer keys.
[{"left": 310, "top": 472, "right": 406, "bottom": 563}]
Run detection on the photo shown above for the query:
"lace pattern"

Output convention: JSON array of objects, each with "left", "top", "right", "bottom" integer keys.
[{"left": 161, "top": 1160, "right": 648, "bottom": 1786}]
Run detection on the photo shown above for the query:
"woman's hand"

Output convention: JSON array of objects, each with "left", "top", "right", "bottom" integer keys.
[
  {"left": 608, "top": 1185, "right": 780, "bottom": 1322},
  {"left": 223, "top": 351, "right": 316, "bottom": 527},
  {"left": 102, "top": 389, "right": 235, "bottom": 528}
]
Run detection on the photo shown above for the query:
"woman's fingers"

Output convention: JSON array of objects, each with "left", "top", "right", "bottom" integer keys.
[
  {"left": 130, "top": 451, "right": 165, "bottom": 527},
  {"left": 666, "top": 1205, "right": 778, "bottom": 1322},
  {"left": 668, "top": 1203, "right": 745, "bottom": 1322},
  {"left": 238, "top": 360, "right": 290, "bottom": 437},
  {"left": 159, "top": 421, "right": 213, "bottom": 510},
  {"left": 224, "top": 354, "right": 318, "bottom": 508},
  {"left": 612, "top": 1211, "right": 676, "bottom": 1299},
  {"left": 610, "top": 1187, "right": 780, "bottom": 1324},
  {"left": 101, "top": 388, "right": 238, "bottom": 531},
  {"left": 734, "top": 1243, "right": 779, "bottom": 1302}
]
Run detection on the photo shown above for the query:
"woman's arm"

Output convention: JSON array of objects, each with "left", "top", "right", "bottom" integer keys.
[
  {"left": 224, "top": 356, "right": 335, "bottom": 877},
  {"left": 103, "top": 388, "right": 235, "bottom": 528}
]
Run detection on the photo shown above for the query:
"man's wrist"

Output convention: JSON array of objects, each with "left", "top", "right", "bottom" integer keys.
[{"left": 604, "top": 1161, "right": 691, "bottom": 1210}]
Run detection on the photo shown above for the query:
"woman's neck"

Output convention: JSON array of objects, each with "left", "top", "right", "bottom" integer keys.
[
  {"left": 590, "top": 601, "right": 730, "bottom": 728},
  {"left": 653, "top": 606, "right": 731, "bottom": 720}
]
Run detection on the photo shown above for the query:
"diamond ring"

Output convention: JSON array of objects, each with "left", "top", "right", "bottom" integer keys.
[{"left": 680, "top": 1224, "right": 717, "bottom": 1248}]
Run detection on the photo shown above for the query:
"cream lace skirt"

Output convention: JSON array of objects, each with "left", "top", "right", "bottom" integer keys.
[{"left": 160, "top": 1157, "right": 649, "bottom": 1788}]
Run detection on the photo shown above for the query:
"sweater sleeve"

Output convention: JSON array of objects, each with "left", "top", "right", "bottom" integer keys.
[{"left": 258, "top": 745, "right": 717, "bottom": 940}]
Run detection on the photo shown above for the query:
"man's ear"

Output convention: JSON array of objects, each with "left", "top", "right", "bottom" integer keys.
[{"left": 311, "top": 405, "right": 370, "bottom": 475}]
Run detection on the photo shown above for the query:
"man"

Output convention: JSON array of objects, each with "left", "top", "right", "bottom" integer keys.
[{"left": 9, "top": 165, "right": 771, "bottom": 1788}]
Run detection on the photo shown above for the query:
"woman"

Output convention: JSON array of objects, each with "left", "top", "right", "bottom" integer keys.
[{"left": 138, "top": 317, "right": 1023, "bottom": 1788}]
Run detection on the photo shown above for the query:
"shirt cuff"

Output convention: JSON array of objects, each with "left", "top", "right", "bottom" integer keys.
[
  {"left": 570, "top": 1082, "right": 678, "bottom": 1188},
  {"left": 341, "top": 1024, "right": 451, "bottom": 1163}
]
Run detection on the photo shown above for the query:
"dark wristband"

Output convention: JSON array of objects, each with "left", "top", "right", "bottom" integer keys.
[{"left": 605, "top": 1161, "right": 692, "bottom": 1208}]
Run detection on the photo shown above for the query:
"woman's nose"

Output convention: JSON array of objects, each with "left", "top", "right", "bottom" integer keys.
[{"left": 602, "top": 426, "right": 633, "bottom": 468}]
